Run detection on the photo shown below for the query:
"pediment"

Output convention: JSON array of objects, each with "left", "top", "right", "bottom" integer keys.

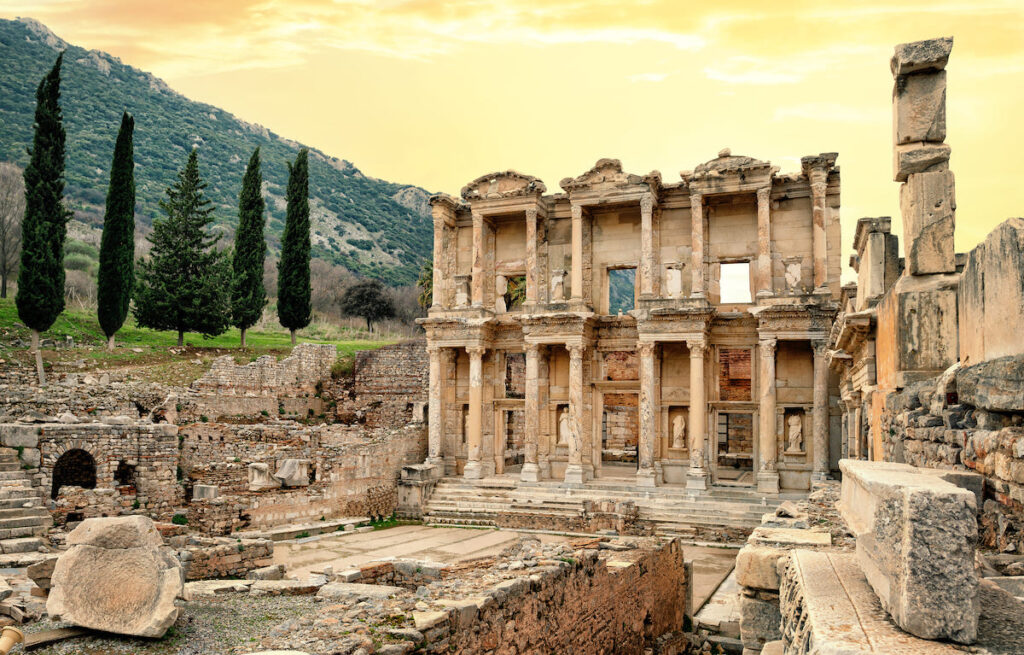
[
  {"left": 461, "top": 171, "right": 546, "bottom": 201},
  {"left": 560, "top": 159, "right": 660, "bottom": 194}
]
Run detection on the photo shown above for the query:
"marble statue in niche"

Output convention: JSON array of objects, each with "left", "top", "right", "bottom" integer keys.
[
  {"left": 550, "top": 269, "right": 566, "bottom": 301},
  {"left": 558, "top": 406, "right": 570, "bottom": 445},
  {"left": 671, "top": 412, "right": 687, "bottom": 449},
  {"left": 787, "top": 413, "right": 804, "bottom": 452}
]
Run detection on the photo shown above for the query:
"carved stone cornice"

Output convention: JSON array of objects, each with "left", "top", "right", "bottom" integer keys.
[
  {"left": 559, "top": 158, "right": 659, "bottom": 196},
  {"left": 682, "top": 148, "right": 778, "bottom": 195},
  {"left": 461, "top": 170, "right": 546, "bottom": 201}
]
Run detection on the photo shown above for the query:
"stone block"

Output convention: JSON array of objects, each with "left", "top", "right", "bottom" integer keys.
[
  {"left": 875, "top": 274, "right": 959, "bottom": 388},
  {"left": 891, "top": 36, "right": 953, "bottom": 75},
  {"left": 748, "top": 527, "right": 831, "bottom": 548},
  {"left": 316, "top": 582, "right": 404, "bottom": 600},
  {"left": 738, "top": 593, "right": 781, "bottom": 649},
  {"left": 899, "top": 170, "right": 955, "bottom": 274},
  {"left": 735, "top": 545, "right": 785, "bottom": 591},
  {"left": 0, "top": 425, "right": 40, "bottom": 449},
  {"left": 893, "top": 143, "right": 950, "bottom": 182},
  {"left": 959, "top": 218, "right": 1024, "bottom": 362},
  {"left": 192, "top": 484, "right": 219, "bottom": 500},
  {"left": 894, "top": 71, "right": 946, "bottom": 145},
  {"left": 838, "top": 460, "right": 978, "bottom": 643},
  {"left": 986, "top": 576, "right": 1024, "bottom": 598},
  {"left": 916, "top": 468, "right": 984, "bottom": 510},
  {"left": 273, "top": 459, "right": 310, "bottom": 487},
  {"left": 957, "top": 355, "right": 1024, "bottom": 412}
]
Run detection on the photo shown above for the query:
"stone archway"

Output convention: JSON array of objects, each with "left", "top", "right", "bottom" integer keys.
[{"left": 51, "top": 448, "right": 97, "bottom": 499}]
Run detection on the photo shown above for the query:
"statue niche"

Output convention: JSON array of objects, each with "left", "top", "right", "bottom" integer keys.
[
  {"left": 557, "top": 406, "right": 570, "bottom": 445},
  {"left": 671, "top": 412, "right": 687, "bottom": 449},
  {"left": 786, "top": 412, "right": 804, "bottom": 453}
]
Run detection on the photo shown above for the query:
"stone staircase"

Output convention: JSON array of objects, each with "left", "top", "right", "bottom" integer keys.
[
  {"left": 0, "top": 449, "right": 50, "bottom": 554},
  {"left": 423, "top": 476, "right": 797, "bottom": 540}
]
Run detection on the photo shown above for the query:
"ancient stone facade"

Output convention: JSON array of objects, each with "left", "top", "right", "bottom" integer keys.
[{"left": 420, "top": 152, "right": 842, "bottom": 493}]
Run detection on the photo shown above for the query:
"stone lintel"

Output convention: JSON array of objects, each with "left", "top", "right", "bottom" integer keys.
[{"left": 891, "top": 37, "right": 954, "bottom": 76}]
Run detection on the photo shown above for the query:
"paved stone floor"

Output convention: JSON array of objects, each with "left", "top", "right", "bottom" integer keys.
[{"left": 273, "top": 524, "right": 738, "bottom": 609}]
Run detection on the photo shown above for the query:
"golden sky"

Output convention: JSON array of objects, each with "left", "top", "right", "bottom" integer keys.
[{"left": 4, "top": 0, "right": 1024, "bottom": 271}]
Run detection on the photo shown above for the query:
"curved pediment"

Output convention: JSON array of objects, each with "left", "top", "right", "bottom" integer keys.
[
  {"left": 560, "top": 158, "right": 660, "bottom": 194},
  {"left": 460, "top": 171, "right": 546, "bottom": 201},
  {"left": 688, "top": 148, "right": 776, "bottom": 180}
]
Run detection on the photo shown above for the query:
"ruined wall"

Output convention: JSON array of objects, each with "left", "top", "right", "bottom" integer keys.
[
  {"left": 958, "top": 217, "right": 1024, "bottom": 363},
  {"left": 192, "top": 343, "right": 336, "bottom": 396},
  {"left": 351, "top": 339, "right": 429, "bottom": 428},
  {"left": 0, "top": 375, "right": 169, "bottom": 422},
  {"left": 418, "top": 540, "right": 689, "bottom": 655},
  {"left": 169, "top": 535, "right": 274, "bottom": 580}
]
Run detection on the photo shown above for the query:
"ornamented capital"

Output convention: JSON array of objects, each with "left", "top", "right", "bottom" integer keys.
[
  {"left": 525, "top": 343, "right": 541, "bottom": 357},
  {"left": 686, "top": 339, "right": 706, "bottom": 357},
  {"left": 810, "top": 180, "right": 828, "bottom": 198},
  {"left": 567, "top": 344, "right": 585, "bottom": 360},
  {"left": 524, "top": 207, "right": 538, "bottom": 222},
  {"left": 637, "top": 342, "right": 657, "bottom": 358},
  {"left": 640, "top": 193, "right": 654, "bottom": 215},
  {"left": 466, "top": 345, "right": 486, "bottom": 358},
  {"left": 759, "top": 338, "right": 777, "bottom": 356},
  {"left": 812, "top": 340, "right": 828, "bottom": 357},
  {"left": 756, "top": 186, "right": 771, "bottom": 204},
  {"left": 570, "top": 203, "right": 583, "bottom": 220}
]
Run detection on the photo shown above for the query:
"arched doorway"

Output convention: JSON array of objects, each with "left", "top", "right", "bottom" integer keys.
[{"left": 51, "top": 449, "right": 97, "bottom": 499}]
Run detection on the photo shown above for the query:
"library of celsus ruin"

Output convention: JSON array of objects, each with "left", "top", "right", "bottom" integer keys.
[{"left": 420, "top": 150, "right": 842, "bottom": 494}]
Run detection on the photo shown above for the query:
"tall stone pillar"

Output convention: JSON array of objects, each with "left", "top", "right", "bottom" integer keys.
[
  {"left": 431, "top": 219, "right": 446, "bottom": 309},
  {"left": 686, "top": 339, "right": 708, "bottom": 491},
  {"left": 464, "top": 346, "right": 485, "bottom": 480},
  {"left": 812, "top": 340, "right": 829, "bottom": 480},
  {"left": 564, "top": 344, "right": 586, "bottom": 484},
  {"left": 690, "top": 193, "right": 705, "bottom": 298},
  {"left": 755, "top": 187, "right": 773, "bottom": 298},
  {"left": 637, "top": 342, "right": 658, "bottom": 487},
  {"left": 640, "top": 194, "right": 656, "bottom": 298},
  {"left": 810, "top": 177, "right": 828, "bottom": 292},
  {"left": 521, "top": 343, "right": 541, "bottom": 482},
  {"left": 570, "top": 203, "right": 584, "bottom": 304},
  {"left": 757, "top": 338, "right": 779, "bottom": 493},
  {"left": 471, "top": 212, "right": 485, "bottom": 307},
  {"left": 525, "top": 208, "right": 538, "bottom": 307},
  {"left": 426, "top": 346, "right": 445, "bottom": 470}
]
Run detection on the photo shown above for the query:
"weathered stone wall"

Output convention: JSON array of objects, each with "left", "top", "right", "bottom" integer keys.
[
  {"left": 879, "top": 357, "right": 1024, "bottom": 554},
  {"left": 417, "top": 540, "right": 689, "bottom": 655},
  {"left": 54, "top": 486, "right": 134, "bottom": 525},
  {"left": 168, "top": 534, "right": 274, "bottom": 580},
  {"left": 350, "top": 339, "right": 428, "bottom": 428},
  {"left": 192, "top": 343, "right": 336, "bottom": 396},
  {"left": 0, "top": 375, "right": 170, "bottom": 422},
  {"left": 958, "top": 217, "right": 1024, "bottom": 363}
]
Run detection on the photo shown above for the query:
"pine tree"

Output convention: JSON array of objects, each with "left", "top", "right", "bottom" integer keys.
[
  {"left": 277, "top": 148, "right": 311, "bottom": 345},
  {"left": 97, "top": 111, "right": 135, "bottom": 351},
  {"left": 133, "top": 149, "right": 231, "bottom": 346},
  {"left": 15, "top": 53, "right": 68, "bottom": 385},
  {"left": 231, "top": 147, "right": 267, "bottom": 348}
]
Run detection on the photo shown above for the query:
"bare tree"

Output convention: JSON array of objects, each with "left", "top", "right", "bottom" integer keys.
[{"left": 0, "top": 163, "right": 24, "bottom": 298}]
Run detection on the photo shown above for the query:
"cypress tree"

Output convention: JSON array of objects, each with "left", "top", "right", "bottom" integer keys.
[
  {"left": 97, "top": 111, "right": 136, "bottom": 351},
  {"left": 16, "top": 53, "right": 68, "bottom": 386},
  {"left": 133, "top": 149, "right": 231, "bottom": 346},
  {"left": 277, "top": 148, "right": 311, "bottom": 345},
  {"left": 231, "top": 147, "right": 267, "bottom": 348}
]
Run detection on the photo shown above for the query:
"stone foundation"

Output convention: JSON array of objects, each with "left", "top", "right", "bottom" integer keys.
[{"left": 169, "top": 534, "right": 274, "bottom": 580}]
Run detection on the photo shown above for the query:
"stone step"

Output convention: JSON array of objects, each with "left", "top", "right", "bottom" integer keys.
[
  {"left": 432, "top": 483, "right": 782, "bottom": 505},
  {"left": 0, "top": 537, "right": 46, "bottom": 554},
  {"left": 0, "top": 471, "right": 32, "bottom": 481},
  {"left": 0, "top": 507, "right": 48, "bottom": 520},
  {"left": 0, "top": 524, "right": 50, "bottom": 540},
  {"left": 0, "top": 497, "right": 42, "bottom": 510},
  {"left": 0, "top": 514, "right": 52, "bottom": 529}
]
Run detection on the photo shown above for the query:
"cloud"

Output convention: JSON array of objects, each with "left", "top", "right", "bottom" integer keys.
[{"left": 628, "top": 72, "right": 669, "bottom": 83}]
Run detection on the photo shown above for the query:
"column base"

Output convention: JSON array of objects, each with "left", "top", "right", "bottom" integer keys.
[
  {"left": 756, "top": 471, "right": 780, "bottom": 494},
  {"left": 520, "top": 463, "right": 540, "bottom": 483},
  {"left": 425, "top": 458, "right": 445, "bottom": 479},
  {"left": 463, "top": 461, "right": 483, "bottom": 480},
  {"left": 685, "top": 468, "right": 708, "bottom": 492},
  {"left": 636, "top": 467, "right": 657, "bottom": 488},
  {"left": 563, "top": 464, "right": 585, "bottom": 485}
]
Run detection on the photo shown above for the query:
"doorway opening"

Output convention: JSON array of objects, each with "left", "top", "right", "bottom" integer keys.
[
  {"left": 715, "top": 412, "right": 754, "bottom": 485},
  {"left": 52, "top": 449, "right": 97, "bottom": 499}
]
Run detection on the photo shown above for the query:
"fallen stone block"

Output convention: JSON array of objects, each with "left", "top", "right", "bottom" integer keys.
[
  {"left": 248, "top": 463, "right": 281, "bottom": 492},
  {"left": 46, "top": 515, "right": 183, "bottom": 638},
  {"left": 316, "top": 582, "right": 405, "bottom": 600},
  {"left": 249, "top": 577, "right": 326, "bottom": 596},
  {"left": 735, "top": 545, "right": 786, "bottom": 591},
  {"left": 739, "top": 592, "right": 781, "bottom": 651},
  {"left": 957, "top": 355, "right": 1024, "bottom": 412},
  {"left": 838, "top": 459, "right": 978, "bottom": 643},
  {"left": 246, "top": 564, "right": 285, "bottom": 581},
  {"left": 985, "top": 576, "right": 1024, "bottom": 599},
  {"left": 748, "top": 527, "right": 831, "bottom": 548},
  {"left": 192, "top": 484, "right": 219, "bottom": 500},
  {"left": 273, "top": 459, "right": 310, "bottom": 487},
  {"left": 26, "top": 557, "right": 56, "bottom": 590}
]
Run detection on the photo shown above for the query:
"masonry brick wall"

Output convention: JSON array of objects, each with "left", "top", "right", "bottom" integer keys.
[
  {"left": 351, "top": 339, "right": 428, "bottom": 428},
  {"left": 169, "top": 535, "right": 274, "bottom": 580},
  {"left": 192, "top": 343, "right": 336, "bottom": 396}
]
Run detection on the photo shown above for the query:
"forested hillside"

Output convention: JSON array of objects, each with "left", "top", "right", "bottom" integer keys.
[{"left": 0, "top": 17, "right": 432, "bottom": 285}]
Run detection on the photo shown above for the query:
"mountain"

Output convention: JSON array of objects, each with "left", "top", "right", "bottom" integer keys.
[{"left": 0, "top": 17, "right": 433, "bottom": 286}]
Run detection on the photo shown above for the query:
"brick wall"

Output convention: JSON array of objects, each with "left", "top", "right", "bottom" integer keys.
[
  {"left": 351, "top": 339, "right": 428, "bottom": 428},
  {"left": 169, "top": 535, "right": 274, "bottom": 580},
  {"left": 192, "top": 343, "right": 336, "bottom": 397}
]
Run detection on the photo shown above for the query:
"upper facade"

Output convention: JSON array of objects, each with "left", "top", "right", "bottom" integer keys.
[{"left": 426, "top": 149, "right": 841, "bottom": 321}]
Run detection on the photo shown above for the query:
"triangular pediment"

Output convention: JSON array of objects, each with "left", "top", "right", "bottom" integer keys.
[{"left": 460, "top": 171, "right": 546, "bottom": 201}]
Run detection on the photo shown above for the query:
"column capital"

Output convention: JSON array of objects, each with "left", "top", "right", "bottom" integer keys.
[
  {"left": 426, "top": 344, "right": 444, "bottom": 355},
  {"left": 640, "top": 193, "right": 654, "bottom": 215},
  {"left": 524, "top": 206, "right": 538, "bottom": 221},
  {"left": 686, "top": 339, "right": 707, "bottom": 357},
  {"left": 570, "top": 202, "right": 584, "bottom": 220},
  {"left": 689, "top": 191, "right": 703, "bottom": 205},
  {"left": 637, "top": 341, "right": 657, "bottom": 357},
  {"left": 811, "top": 339, "right": 828, "bottom": 356},
  {"left": 567, "top": 344, "right": 585, "bottom": 359},
  {"left": 759, "top": 337, "right": 777, "bottom": 355},
  {"left": 524, "top": 342, "right": 541, "bottom": 357},
  {"left": 756, "top": 186, "right": 771, "bottom": 203},
  {"left": 809, "top": 180, "right": 828, "bottom": 197},
  {"left": 466, "top": 345, "right": 486, "bottom": 358}
]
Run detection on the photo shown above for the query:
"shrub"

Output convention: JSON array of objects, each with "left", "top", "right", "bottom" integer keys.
[{"left": 171, "top": 513, "right": 188, "bottom": 525}]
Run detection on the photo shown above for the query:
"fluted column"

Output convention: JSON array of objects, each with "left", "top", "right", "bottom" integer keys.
[
  {"left": 640, "top": 194, "right": 655, "bottom": 298},
  {"left": 471, "top": 212, "right": 485, "bottom": 306},
  {"left": 464, "top": 346, "right": 485, "bottom": 479},
  {"left": 812, "top": 340, "right": 829, "bottom": 479},
  {"left": 570, "top": 203, "right": 584, "bottom": 303},
  {"left": 426, "top": 346, "right": 445, "bottom": 469},
  {"left": 564, "top": 344, "right": 586, "bottom": 484},
  {"left": 756, "top": 187, "right": 773, "bottom": 298},
  {"left": 637, "top": 342, "right": 658, "bottom": 487},
  {"left": 525, "top": 207, "right": 538, "bottom": 308},
  {"left": 690, "top": 193, "right": 705, "bottom": 298},
  {"left": 810, "top": 177, "right": 828, "bottom": 291},
  {"left": 686, "top": 339, "right": 708, "bottom": 491},
  {"left": 521, "top": 343, "right": 541, "bottom": 482},
  {"left": 756, "top": 338, "right": 779, "bottom": 493}
]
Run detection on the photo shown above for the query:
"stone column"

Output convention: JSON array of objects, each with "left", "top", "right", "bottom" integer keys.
[
  {"left": 471, "top": 212, "right": 485, "bottom": 306},
  {"left": 690, "top": 193, "right": 705, "bottom": 298},
  {"left": 640, "top": 194, "right": 655, "bottom": 298},
  {"left": 637, "top": 342, "right": 658, "bottom": 487},
  {"left": 810, "top": 178, "right": 828, "bottom": 291},
  {"left": 564, "top": 344, "right": 586, "bottom": 484},
  {"left": 570, "top": 203, "right": 584, "bottom": 303},
  {"left": 426, "top": 346, "right": 445, "bottom": 470},
  {"left": 757, "top": 338, "right": 779, "bottom": 493},
  {"left": 812, "top": 340, "right": 829, "bottom": 480},
  {"left": 431, "top": 219, "right": 446, "bottom": 309},
  {"left": 464, "top": 346, "right": 485, "bottom": 479},
  {"left": 686, "top": 339, "right": 708, "bottom": 491},
  {"left": 521, "top": 343, "right": 541, "bottom": 482},
  {"left": 525, "top": 207, "right": 538, "bottom": 307},
  {"left": 756, "top": 187, "right": 773, "bottom": 298}
]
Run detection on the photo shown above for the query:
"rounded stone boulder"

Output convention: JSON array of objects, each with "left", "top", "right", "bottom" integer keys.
[{"left": 47, "top": 515, "right": 184, "bottom": 638}]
